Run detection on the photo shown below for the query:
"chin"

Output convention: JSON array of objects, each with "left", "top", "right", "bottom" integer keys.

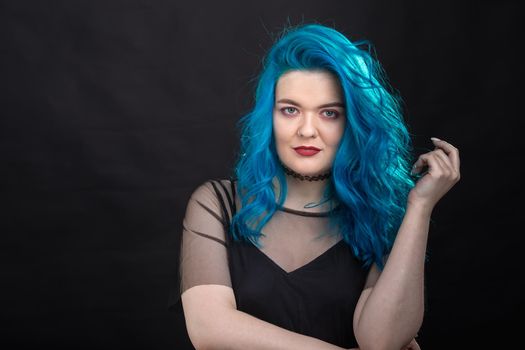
[
  {"left": 287, "top": 163, "right": 327, "bottom": 176},
  {"left": 279, "top": 152, "right": 331, "bottom": 175}
]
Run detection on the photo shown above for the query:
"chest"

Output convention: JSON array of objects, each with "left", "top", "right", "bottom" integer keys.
[{"left": 228, "top": 237, "right": 367, "bottom": 318}]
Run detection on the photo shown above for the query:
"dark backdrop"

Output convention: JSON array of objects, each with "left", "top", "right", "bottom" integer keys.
[{"left": 2, "top": 1, "right": 521, "bottom": 349}]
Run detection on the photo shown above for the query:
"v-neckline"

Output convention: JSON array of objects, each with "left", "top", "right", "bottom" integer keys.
[{"left": 247, "top": 239, "right": 345, "bottom": 276}]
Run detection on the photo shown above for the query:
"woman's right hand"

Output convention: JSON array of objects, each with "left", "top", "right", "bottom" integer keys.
[
  {"left": 408, "top": 137, "right": 460, "bottom": 211},
  {"left": 347, "top": 337, "right": 420, "bottom": 350}
]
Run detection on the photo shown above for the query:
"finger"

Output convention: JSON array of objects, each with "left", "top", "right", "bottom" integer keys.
[
  {"left": 401, "top": 339, "right": 415, "bottom": 350},
  {"left": 407, "top": 338, "right": 421, "bottom": 350},
  {"left": 431, "top": 137, "right": 460, "bottom": 171},
  {"left": 411, "top": 152, "right": 433, "bottom": 175},
  {"left": 431, "top": 153, "right": 454, "bottom": 179},
  {"left": 433, "top": 148, "right": 453, "bottom": 170},
  {"left": 427, "top": 154, "right": 444, "bottom": 178},
  {"left": 413, "top": 153, "right": 443, "bottom": 177},
  {"left": 411, "top": 156, "right": 428, "bottom": 175},
  {"left": 432, "top": 149, "right": 453, "bottom": 176},
  {"left": 434, "top": 148, "right": 460, "bottom": 180}
]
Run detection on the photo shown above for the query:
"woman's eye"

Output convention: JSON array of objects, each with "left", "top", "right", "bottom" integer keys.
[
  {"left": 282, "top": 107, "right": 297, "bottom": 115},
  {"left": 323, "top": 110, "right": 339, "bottom": 118}
]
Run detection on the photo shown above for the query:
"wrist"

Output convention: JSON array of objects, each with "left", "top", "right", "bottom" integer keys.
[{"left": 406, "top": 199, "right": 434, "bottom": 218}]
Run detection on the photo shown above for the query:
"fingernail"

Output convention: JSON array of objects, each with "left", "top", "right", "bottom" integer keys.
[{"left": 431, "top": 137, "right": 441, "bottom": 142}]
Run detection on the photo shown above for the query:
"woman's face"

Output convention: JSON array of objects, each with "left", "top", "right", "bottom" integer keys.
[{"left": 273, "top": 70, "right": 346, "bottom": 176}]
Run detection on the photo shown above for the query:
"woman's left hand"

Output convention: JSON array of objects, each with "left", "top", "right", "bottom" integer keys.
[
  {"left": 401, "top": 337, "right": 421, "bottom": 350},
  {"left": 408, "top": 137, "right": 461, "bottom": 211},
  {"left": 348, "top": 337, "right": 421, "bottom": 350}
]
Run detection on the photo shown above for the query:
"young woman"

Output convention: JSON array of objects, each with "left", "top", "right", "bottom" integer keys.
[{"left": 171, "top": 23, "right": 460, "bottom": 350}]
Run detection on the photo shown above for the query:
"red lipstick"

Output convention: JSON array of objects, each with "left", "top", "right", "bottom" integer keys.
[{"left": 293, "top": 146, "right": 320, "bottom": 156}]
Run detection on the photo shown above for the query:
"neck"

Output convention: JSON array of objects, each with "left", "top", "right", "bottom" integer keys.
[
  {"left": 272, "top": 174, "right": 334, "bottom": 212},
  {"left": 281, "top": 163, "right": 332, "bottom": 181}
]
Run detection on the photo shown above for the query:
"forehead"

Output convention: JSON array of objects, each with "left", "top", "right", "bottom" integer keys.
[{"left": 274, "top": 70, "right": 343, "bottom": 101}]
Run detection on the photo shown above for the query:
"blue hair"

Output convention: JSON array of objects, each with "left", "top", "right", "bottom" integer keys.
[{"left": 230, "top": 23, "right": 416, "bottom": 271}]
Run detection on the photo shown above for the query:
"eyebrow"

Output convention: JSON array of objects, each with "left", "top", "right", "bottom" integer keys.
[{"left": 276, "top": 98, "right": 345, "bottom": 109}]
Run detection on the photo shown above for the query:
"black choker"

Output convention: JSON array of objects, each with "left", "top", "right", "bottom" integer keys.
[{"left": 281, "top": 163, "right": 332, "bottom": 181}]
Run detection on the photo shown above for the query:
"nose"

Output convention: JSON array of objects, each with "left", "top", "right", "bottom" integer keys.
[{"left": 297, "top": 113, "right": 318, "bottom": 138}]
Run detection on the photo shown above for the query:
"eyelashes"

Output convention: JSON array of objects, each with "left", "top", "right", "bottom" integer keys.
[
  {"left": 281, "top": 107, "right": 298, "bottom": 115},
  {"left": 280, "top": 107, "right": 340, "bottom": 119},
  {"left": 281, "top": 107, "right": 295, "bottom": 115},
  {"left": 323, "top": 110, "right": 339, "bottom": 118}
]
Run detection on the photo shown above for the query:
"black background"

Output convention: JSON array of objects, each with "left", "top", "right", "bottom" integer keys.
[{"left": 2, "top": 1, "right": 522, "bottom": 349}]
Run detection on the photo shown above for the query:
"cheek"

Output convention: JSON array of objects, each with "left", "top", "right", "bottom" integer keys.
[
  {"left": 325, "top": 122, "right": 346, "bottom": 147},
  {"left": 272, "top": 117, "right": 289, "bottom": 146}
]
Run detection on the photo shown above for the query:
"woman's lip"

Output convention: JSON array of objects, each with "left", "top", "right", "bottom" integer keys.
[
  {"left": 294, "top": 148, "right": 320, "bottom": 156},
  {"left": 294, "top": 146, "right": 320, "bottom": 151}
]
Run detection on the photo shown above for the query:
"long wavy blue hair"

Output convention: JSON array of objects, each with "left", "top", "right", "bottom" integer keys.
[{"left": 229, "top": 23, "right": 416, "bottom": 270}]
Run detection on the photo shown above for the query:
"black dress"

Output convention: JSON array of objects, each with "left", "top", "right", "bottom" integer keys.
[{"left": 169, "top": 179, "right": 370, "bottom": 349}]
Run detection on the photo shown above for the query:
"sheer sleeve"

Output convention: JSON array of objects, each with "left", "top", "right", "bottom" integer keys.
[{"left": 168, "top": 180, "right": 233, "bottom": 313}]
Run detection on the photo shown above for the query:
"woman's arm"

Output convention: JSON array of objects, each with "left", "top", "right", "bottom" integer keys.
[
  {"left": 182, "top": 284, "right": 348, "bottom": 350},
  {"left": 180, "top": 181, "right": 348, "bottom": 349},
  {"left": 353, "top": 203, "right": 430, "bottom": 350},
  {"left": 353, "top": 138, "right": 460, "bottom": 350}
]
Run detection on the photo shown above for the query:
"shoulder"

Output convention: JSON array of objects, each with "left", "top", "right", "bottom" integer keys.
[
  {"left": 190, "top": 178, "right": 234, "bottom": 200},
  {"left": 189, "top": 178, "right": 237, "bottom": 218}
]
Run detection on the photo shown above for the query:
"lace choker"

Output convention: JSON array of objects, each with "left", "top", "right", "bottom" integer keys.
[{"left": 281, "top": 163, "right": 332, "bottom": 182}]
